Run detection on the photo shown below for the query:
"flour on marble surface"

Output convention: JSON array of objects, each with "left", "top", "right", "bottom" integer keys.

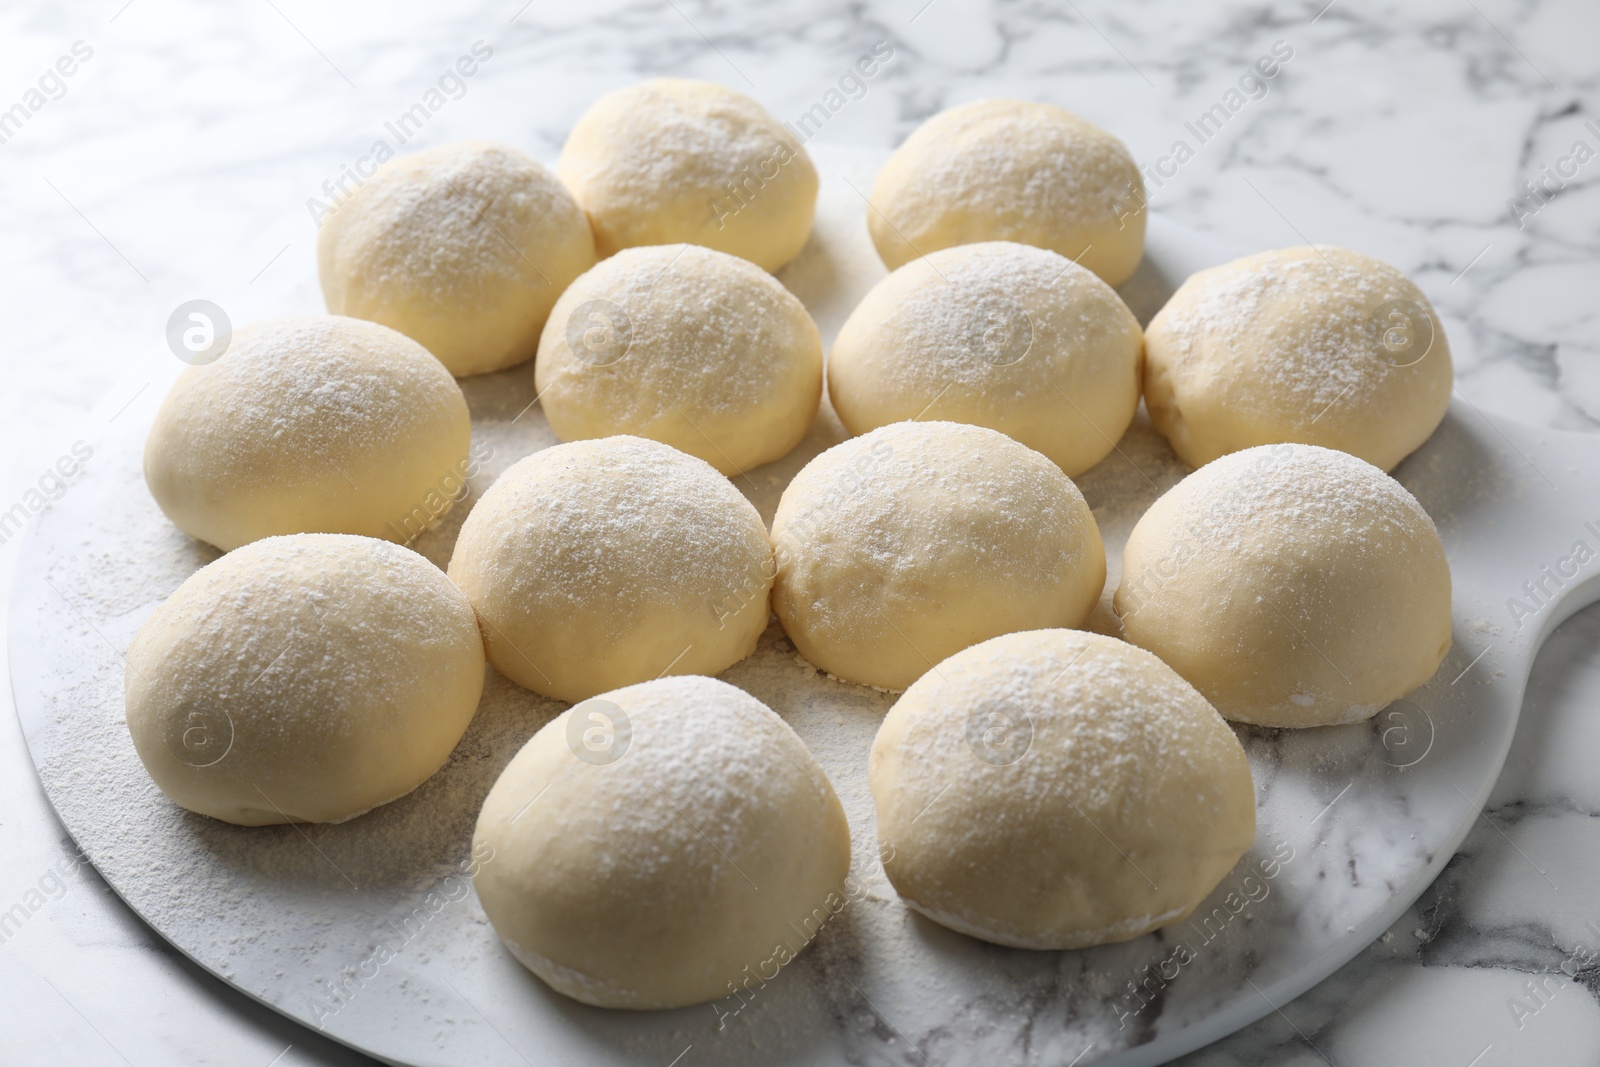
[{"left": 9, "top": 145, "right": 1545, "bottom": 1067}]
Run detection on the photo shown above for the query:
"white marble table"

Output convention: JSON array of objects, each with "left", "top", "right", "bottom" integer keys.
[{"left": 2, "top": 1, "right": 1599, "bottom": 1064}]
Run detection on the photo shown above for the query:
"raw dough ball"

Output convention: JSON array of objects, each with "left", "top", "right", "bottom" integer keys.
[
  {"left": 473, "top": 675, "right": 851, "bottom": 1009},
  {"left": 772, "top": 421, "right": 1105, "bottom": 691},
  {"left": 870, "top": 629, "right": 1255, "bottom": 949},
  {"left": 448, "top": 437, "right": 773, "bottom": 702},
  {"left": 535, "top": 244, "right": 822, "bottom": 475},
  {"left": 557, "top": 79, "right": 818, "bottom": 272},
  {"left": 1115, "top": 444, "right": 1452, "bottom": 728},
  {"left": 1143, "top": 246, "right": 1453, "bottom": 472},
  {"left": 828, "top": 241, "right": 1142, "bottom": 476},
  {"left": 144, "top": 316, "right": 471, "bottom": 552},
  {"left": 868, "top": 98, "right": 1145, "bottom": 286},
  {"left": 125, "top": 534, "right": 485, "bottom": 826},
  {"left": 318, "top": 141, "right": 596, "bottom": 376}
]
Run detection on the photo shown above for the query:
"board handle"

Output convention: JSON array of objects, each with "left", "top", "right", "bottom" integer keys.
[{"left": 1402, "top": 396, "right": 1600, "bottom": 655}]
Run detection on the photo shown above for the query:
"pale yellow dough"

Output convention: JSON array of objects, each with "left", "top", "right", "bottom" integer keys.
[
  {"left": 125, "top": 534, "right": 485, "bottom": 826},
  {"left": 473, "top": 676, "right": 851, "bottom": 1009},
  {"left": 1115, "top": 443, "right": 1453, "bottom": 728},
  {"left": 868, "top": 98, "right": 1145, "bottom": 286},
  {"left": 1143, "top": 246, "right": 1453, "bottom": 471},
  {"left": 557, "top": 79, "right": 817, "bottom": 272},
  {"left": 143, "top": 316, "right": 470, "bottom": 552},
  {"left": 828, "top": 241, "right": 1143, "bottom": 476},
  {"left": 317, "top": 140, "right": 596, "bottom": 376},
  {"left": 869, "top": 629, "right": 1256, "bottom": 949},
  {"left": 535, "top": 244, "right": 822, "bottom": 475},
  {"left": 447, "top": 437, "right": 773, "bottom": 702},
  {"left": 771, "top": 421, "right": 1105, "bottom": 691}
]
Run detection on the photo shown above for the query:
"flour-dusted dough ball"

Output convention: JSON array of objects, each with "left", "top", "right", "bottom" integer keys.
[
  {"left": 772, "top": 421, "right": 1105, "bottom": 691},
  {"left": 473, "top": 675, "right": 850, "bottom": 1009},
  {"left": 828, "top": 242, "right": 1142, "bottom": 476},
  {"left": 124, "top": 535, "right": 485, "bottom": 826},
  {"left": 448, "top": 437, "right": 773, "bottom": 702},
  {"left": 870, "top": 629, "right": 1254, "bottom": 949},
  {"left": 1144, "top": 246, "right": 1453, "bottom": 472},
  {"left": 144, "top": 317, "right": 471, "bottom": 552},
  {"left": 535, "top": 244, "right": 822, "bottom": 475},
  {"left": 1116, "top": 444, "right": 1452, "bottom": 728},
  {"left": 868, "top": 99, "right": 1145, "bottom": 286},
  {"left": 557, "top": 79, "right": 818, "bottom": 272},
  {"left": 318, "top": 141, "right": 596, "bottom": 376}
]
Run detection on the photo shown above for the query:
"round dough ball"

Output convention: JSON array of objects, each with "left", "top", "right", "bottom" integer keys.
[
  {"left": 869, "top": 629, "right": 1255, "bottom": 949},
  {"left": 473, "top": 675, "right": 850, "bottom": 1009},
  {"left": 448, "top": 437, "right": 773, "bottom": 702},
  {"left": 318, "top": 140, "right": 596, "bottom": 376},
  {"left": 772, "top": 421, "right": 1105, "bottom": 691},
  {"left": 1143, "top": 246, "right": 1453, "bottom": 472},
  {"left": 557, "top": 79, "right": 818, "bottom": 272},
  {"left": 868, "top": 98, "right": 1145, "bottom": 286},
  {"left": 1115, "top": 444, "right": 1452, "bottom": 728},
  {"left": 535, "top": 244, "right": 822, "bottom": 475},
  {"left": 144, "top": 316, "right": 471, "bottom": 552},
  {"left": 828, "top": 241, "right": 1142, "bottom": 476},
  {"left": 125, "top": 534, "right": 485, "bottom": 826}
]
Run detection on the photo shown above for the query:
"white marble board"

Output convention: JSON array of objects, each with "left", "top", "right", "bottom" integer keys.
[{"left": 11, "top": 145, "right": 1600, "bottom": 1067}]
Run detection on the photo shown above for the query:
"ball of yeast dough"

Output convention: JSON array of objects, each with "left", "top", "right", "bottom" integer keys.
[
  {"left": 1143, "top": 246, "right": 1453, "bottom": 472},
  {"left": 868, "top": 98, "right": 1145, "bottom": 286},
  {"left": 448, "top": 437, "right": 773, "bottom": 702},
  {"left": 317, "top": 140, "right": 596, "bottom": 376},
  {"left": 869, "top": 629, "right": 1255, "bottom": 949},
  {"left": 828, "top": 242, "right": 1142, "bottom": 476},
  {"left": 557, "top": 79, "right": 818, "bottom": 272},
  {"left": 144, "top": 316, "right": 471, "bottom": 552},
  {"left": 1115, "top": 444, "right": 1452, "bottom": 728},
  {"left": 124, "top": 534, "right": 485, "bottom": 826},
  {"left": 534, "top": 244, "right": 822, "bottom": 475},
  {"left": 473, "top": 675, "right": 850, "bottom": 1009},
  {"left": 771, "top": 421, "right": 1105, "bottom": 691}
]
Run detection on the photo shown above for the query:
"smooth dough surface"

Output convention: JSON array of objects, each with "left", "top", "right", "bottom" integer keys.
[
  {"left": 868, "top": 98, "right": 1145, "bottom": 286},
  {"left": 828, "top": 241, "right": 1142, "bottom": 476},
  {"left": 1115, "top": 444, "right": 1452, "bottom": 728},
  {"left": 771, "top": 421, "right": 1105, "bottom": 691},
  {"left": 448, "top": 436, "right": 773, "bottom": 702},
  {"left": 144, "top": 316, "right": 471, "bottom": 552},
  {"left": 869, "top": 629, "right": 1255, "bottom": 949},
  {"left": 1143, "top": 245, "right": 1453, "bottom": 472},
  {"left": 318, "top": 140, "right": 596, "bottom": 376},
  {"left": 125, "top": 534, "right": 485, "bottom": 826},
  {"left": 535, "top": 244, "right": 822, "bottom": 474},
  {"left": 473, "top": 675, "right": 851, "bottom": 1009},
  {"left": 557, "top": 79, "right": 817, "bottom": 272}
]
